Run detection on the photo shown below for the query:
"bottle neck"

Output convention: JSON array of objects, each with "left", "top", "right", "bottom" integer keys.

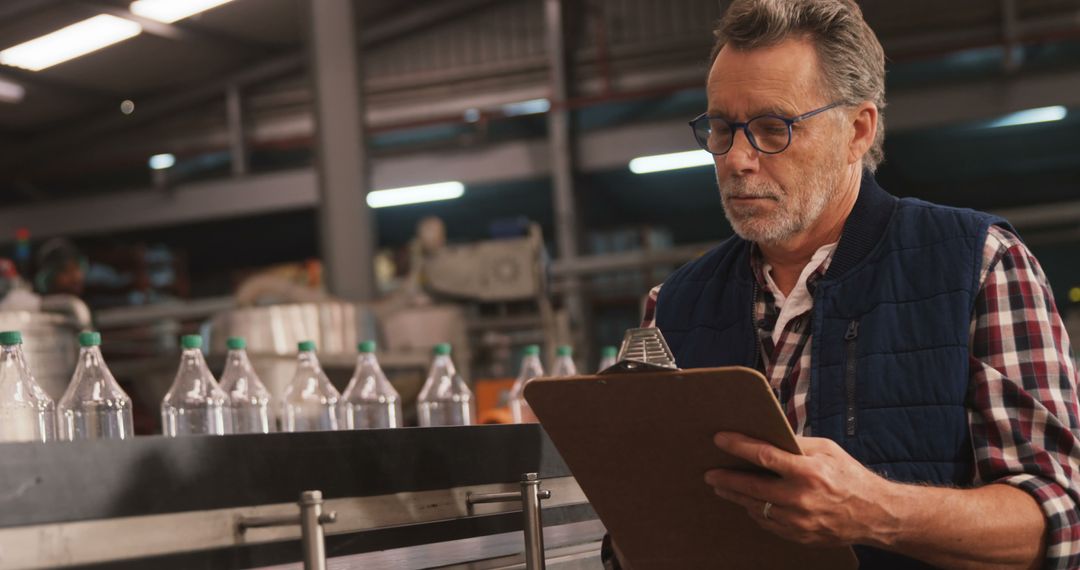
[
  {"left": 80, "top": 345, "right": 104, "bottom": 367},
  {"left": 429, "top": 354, "right": 456, "bottom": 377},
  {"left": 224, "top": 349, "right": 252, "bottom": 373},
  {"left": 297, "top": 351, "right": 324, "bottom": 375},
  {"left": 518, "top": 354, "right": 544, "bottom": 379},
  {"left": 356, "top": 352, "right": 381, "bottom": 372}
]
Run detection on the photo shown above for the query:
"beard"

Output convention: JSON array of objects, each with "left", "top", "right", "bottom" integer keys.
[{"left": 718, "top": 163, "right": 841, "bottom": 245}]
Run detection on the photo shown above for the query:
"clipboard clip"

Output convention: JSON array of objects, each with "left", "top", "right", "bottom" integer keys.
[{"left": 598, "top": 327, "right": 680, "bottom": 374}]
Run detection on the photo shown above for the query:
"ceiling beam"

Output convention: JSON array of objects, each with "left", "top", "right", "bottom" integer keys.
[
  {"left": 0, "top": 0, "right": 511, "bottom": 172},
  {"left": 74, "top": 1, "right": 270, "bottom": 55}
]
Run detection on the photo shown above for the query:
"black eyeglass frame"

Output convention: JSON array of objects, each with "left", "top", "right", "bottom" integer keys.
[{"left": 689, "top": 101, "right": 844, "bottom": 155}]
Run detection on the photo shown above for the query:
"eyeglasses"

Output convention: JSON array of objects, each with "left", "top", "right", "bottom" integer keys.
[{"left": 689, "top": 102, "right": 843, "bottom": 155}]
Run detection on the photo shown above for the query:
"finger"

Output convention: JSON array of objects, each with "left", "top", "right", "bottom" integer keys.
[
  {"left": 704, "top": 468, "right": 790, "bottom": 504},
  {"left": 793, "top": 435, "right": 841, "bottom": 456},
  {"left": 712, "top": 432, "right": 805, "bottom": 476}
]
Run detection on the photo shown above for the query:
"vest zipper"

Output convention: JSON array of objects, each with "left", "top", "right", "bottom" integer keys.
[{"left": 844, "top": 320, "right": 860, "bottom": 437}]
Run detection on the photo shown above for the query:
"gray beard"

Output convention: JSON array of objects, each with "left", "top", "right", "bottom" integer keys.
[{"left": 718, "top": 169, "right": 837, "bottom": 245}]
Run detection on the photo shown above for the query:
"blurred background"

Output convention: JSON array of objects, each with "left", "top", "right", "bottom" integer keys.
[{"left": 0, "top": 0, "right": 1078, "bottom": 431}]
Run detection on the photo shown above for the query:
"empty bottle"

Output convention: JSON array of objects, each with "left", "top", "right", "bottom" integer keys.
[
  {"left": 509, "top": 345, "right": 544, "bottom": 423},
  {"left": 0, "top": 331, "right": 55, "bottom": 442},
  {"left": 552, "top": 345, "right": 578, "bottom": 377},
  {"left": 161, "top": 335, "right": 230, "bottom": 436},
  {"left": 597, "top": 345, "right": 618, "bottom": 372},
  {"left": 417, "top": 343, "right": 475, "bottom": 427},
  {"left": 281, "top": 341, "right": 340, "bottom": 432},
  {"left": 58, "top": 331, "right": 134, "bottom": 441},
  {"left": 340, "top": 341, "right": 402, "bottom": 429},
  {"left": 219, "top": 337, "right": 273, "bottom": 434}
]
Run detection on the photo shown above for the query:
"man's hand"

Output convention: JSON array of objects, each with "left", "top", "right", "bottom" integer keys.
[{"left": 703, "top": 432, "right": 901, "bottom": 548}]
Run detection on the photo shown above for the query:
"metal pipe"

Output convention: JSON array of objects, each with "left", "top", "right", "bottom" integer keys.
[
  {"left": 521, "top": 473, "right": 547, "bottom": 570},
  {"left": 226, "top": 84, "right": 248, "bottom": 177},
  {"left": 299, "top": 490, "right": 329, "bottom": 570}
]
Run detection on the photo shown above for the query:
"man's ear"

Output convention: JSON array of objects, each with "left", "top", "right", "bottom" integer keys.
[{"left": 847, "top": 102, "right": 878, "bottom": 166}]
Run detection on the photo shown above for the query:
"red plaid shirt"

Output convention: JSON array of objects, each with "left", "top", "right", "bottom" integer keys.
[{"left": 641, "top": 226, "right": 1080, "bottom": 568}]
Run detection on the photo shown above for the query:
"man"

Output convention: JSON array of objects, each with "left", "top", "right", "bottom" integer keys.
[{"left": 625, "top": 0, "right": 1080, "bottom": 568}]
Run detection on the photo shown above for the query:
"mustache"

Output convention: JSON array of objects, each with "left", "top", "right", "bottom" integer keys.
[{"left": 720, "top": 179, "right": 782, "bottom": 201}]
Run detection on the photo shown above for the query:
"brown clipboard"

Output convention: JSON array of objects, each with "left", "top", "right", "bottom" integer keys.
[{"left": 524, "top": 366, "right": 858, "bottom": 569}]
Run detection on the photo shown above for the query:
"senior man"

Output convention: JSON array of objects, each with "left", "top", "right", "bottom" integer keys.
[{"left": 616, "top": 0, "right": 1080, "bottom": 568}]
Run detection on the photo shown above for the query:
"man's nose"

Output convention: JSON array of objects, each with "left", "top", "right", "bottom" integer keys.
[{"left": 721, "top": 127, "right": 759, "bottom": 176}]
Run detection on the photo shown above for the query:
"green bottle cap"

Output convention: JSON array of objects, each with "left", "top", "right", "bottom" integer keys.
[
  {"left": 79, "top": 331, "right": 102, "bottom": 347},
  {"left": 523, "top": 345, "right": 540, "bottom": 356},
  {"left": 601, "top": 346, "right": 618, "bottom": 358},
  {"left": 358, "top": 340, "right": 376, "bottom": 353},
  {"left": 227, "top": 337, "right": 246, "bottom": 350},
  {"left": 298, "top": 340, "right": 316, "bottom": 352},
  {"left": 181, "top": 335, "right": 202, "bottom": 350},
  {"left": 0, "top": 331, "right": 22, "bottom": 346},
  {"left": 433, "top": 343, "right": 451, "bottom": 356},
  {"left": 556, "top": 345, "right": 573, "bottom": 357}
]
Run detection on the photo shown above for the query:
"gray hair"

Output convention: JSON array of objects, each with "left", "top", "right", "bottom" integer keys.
[{"left": 711, "top": 0, "right": 887, "bottom": 172}]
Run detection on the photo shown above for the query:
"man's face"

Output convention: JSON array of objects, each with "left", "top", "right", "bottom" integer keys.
[{"left": 707, "top": 37, "right": 848, "bottom": 245}]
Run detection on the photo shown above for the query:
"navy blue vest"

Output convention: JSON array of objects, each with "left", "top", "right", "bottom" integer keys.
[{"left": 655, "top": 174, "right": 1011, "bottom": 568}]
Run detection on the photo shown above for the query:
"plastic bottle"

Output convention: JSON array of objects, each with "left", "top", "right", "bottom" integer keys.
[
  {"left": 281, "top": 341, "right": 340, "bottom": 432},
  {"left": 219, "top": 337, "right": 273, "bottom": 434},
  {"left": 509, "top": 345, "right": 544, "bottom": 423},
  {"left": 417, "top": 343, "right": 475, "bottom": 427},
  {"left": 58, "top": 332, "right": 134, "bottom": 440},
  {"left": 161, "top": 335, "right": 230, "bottom": 436},
  {"left": 340, "top": 341, "right": 403, "bottom": 429},
  {"left": 551, "top": 345, "right": 578, "bottom": 377},
  {"left": 0, "top": 331, "right": 55, "bottom": 442},
  {"left": 597, "top": 345, "right": 619, "bottom": 372}
]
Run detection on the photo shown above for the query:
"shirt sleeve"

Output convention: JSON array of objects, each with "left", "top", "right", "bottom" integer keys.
[
  {"left": 641, "top": 284, "right": 662, "bottom": 328},
  {"left": 969, "top": 226, "right": 1080, "bottom": 569}
]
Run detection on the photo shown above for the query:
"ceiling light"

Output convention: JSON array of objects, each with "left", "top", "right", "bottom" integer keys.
[
  {"left": 0, "top": 15, "right": 142, "bottom": 72},
  {"left": 986, "top": 106, "right": 1067, "bottom": 128},
  {"left": 629, "top": 150, "right": 713, "bottom": 174},
  {"left": 502, "top": 98, "right": 551, "bottom": 117},
  {"left": 148, "top": 153, "right": 175, "bottom": 170},
  {"left": 366, "top": 182, "right": 465, "bottom": 209},
  {"left": 0, "top": 76, "right": 25, "bottom": 103},
  {"left": 129, "top": 0, "right": 237, "bottom": 24}
]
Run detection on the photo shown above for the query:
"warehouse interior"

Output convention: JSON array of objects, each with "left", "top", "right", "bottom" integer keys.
[{"left": 0, "top": 0, "right": 1078, "bottom": 568}]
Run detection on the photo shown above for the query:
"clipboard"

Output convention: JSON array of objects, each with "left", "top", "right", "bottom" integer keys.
[{"left": 524, "top": 343, "right": 858, "bottom": 569}]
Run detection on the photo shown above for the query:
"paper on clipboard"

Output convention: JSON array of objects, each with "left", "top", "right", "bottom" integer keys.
[{"left": 524, "top": 365, "right": 858, "bottom": 569}]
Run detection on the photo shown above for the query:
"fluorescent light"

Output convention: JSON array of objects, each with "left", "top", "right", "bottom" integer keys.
[
  {"left": 0, "top": 15, "right": 142, "bottom": 71},
  {"left": 502, "top": 98, "right": 551, "bottom": 117},
  {"left": 366, "top": 182, "right": 465, "bottom": 209},
  {"left": 987, "top": 106, "right": 1067, "bottom": 128},
  {"left": 0, "top": 76, "right": 24, "bottom": 103},
  {"left": 129, "top": 0, "right": 237, "bottom": 24},
  {"left": 629, "top": 150, "right": 713, "bottom": 174},
  {"left": 148, "top": 153, "right": 175, "bottom": 170}
]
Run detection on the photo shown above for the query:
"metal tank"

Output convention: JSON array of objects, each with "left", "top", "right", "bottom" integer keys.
[{"left": 0, "top": 295, "right": 92, "bottom": 400}]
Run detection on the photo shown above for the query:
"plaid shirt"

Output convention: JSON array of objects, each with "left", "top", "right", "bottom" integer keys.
[{"left": 641, "top": 225, "right": 1080, "bottom": 568}]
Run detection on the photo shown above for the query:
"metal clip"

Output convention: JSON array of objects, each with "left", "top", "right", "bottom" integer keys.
[{"left": 598, "top": 327, "right": 679, "bottom": 374}]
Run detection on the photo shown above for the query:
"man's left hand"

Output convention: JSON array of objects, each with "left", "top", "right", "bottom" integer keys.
[{"left": 704, "top": 432, "right": 900, "bottom": 548}]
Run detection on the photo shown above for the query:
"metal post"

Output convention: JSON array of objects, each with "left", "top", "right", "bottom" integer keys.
[
  {"left": 521, "top": 473, "right": 547, "bottom": 570},
  {"left": 299, "top": 491, "right": 328, "bottom": 570},
  {"left": 237, "top": 490, "right": 337, "bottom": 570},
  {"left": 307, "top": 0, "right": 377, "bottom": 301},
  {"left": 544, "top": 0, "right": 587, "bottom": 341},
  {"left": 465, "top": 473, "right": 552, "bottom": 569},
  {"left": 225, "top": 83, "right": 248, "bottom": 177}
]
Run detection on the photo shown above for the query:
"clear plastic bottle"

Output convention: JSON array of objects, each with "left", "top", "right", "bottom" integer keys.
[
  {"left": 281, "top": 341, "right": 340, "bottom": 432},
  {"left": 0, "top": 331, "right": 55, "bottom": 442},
  {"left": 597, "top": 345, "right": 619, "bottom": 372},
  {"left": 340, "top": 341, "right": 402, "bottom": 429},
  {"left": 552, "top": 345, "right": 578, "bottom": 377},
  {"left": 219, "top": 337, "right": 273, "bottom": 434},
  {"left": 509, "top": 345, "right": 544, "bottom": 423},
  {"left": 58, "top": 332, "right": 134, "bottom": 441},
  {"left": 417, "top": 343, "right": 475, "bottom": 427},
  {"left": 161, "top": 335, "right": 230, "bottom": 436}
]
